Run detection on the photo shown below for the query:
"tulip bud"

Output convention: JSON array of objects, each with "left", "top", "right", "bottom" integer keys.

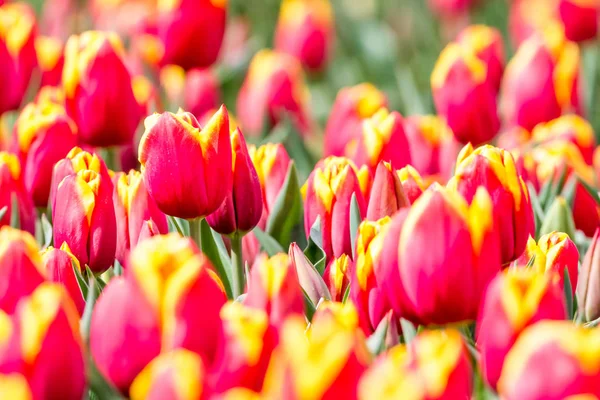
[
  {"left": 113, "top": 170, "right": 168, "bottom": 265},
  {"left": 448, "top": 144, "right": 535, "bottom": 264},
  {"left": 139, "top": 106, "right": 232, "bottom": 219},
  {"left": 532, "top": 115, "right": 595, "bottom": 164},
  {"left": 403, "top": 115, "right": 459, "bottom": 182},
  {"left": 130, "top": 349, "right": 205, "bottom": 400},
  {"left": 0, "top": 153, "right": 35, "bottom": 234},
  {"left": 237, "top": 50, "right": 312, "bottom": 137},
  {"left": 323, "top": 254, "right": 351, "bottom": 302},
  {"left": 289, "top": 242, "right": 331, "bottom": 305},
  {"left": 0, "top": 3, "right": 37, "bottom": 115},
  {"left": 274, "top": 0, "right": 334, "bottom": 72},
  {"left": 498, "top": 321, "right": 600, "bottom": 399},
  {"left": 380, "top": 186, "right": 502, "bottom": 325},
  {"left": 559, "top": 0, "right": 600, "bottom": 42},
  {"left": 184, "top": 68, "right": 221, "bottom": 120},
  {"left": 13, "top": 95, "right": 78, "bottom": 207},
  {"left": 457, "top": 25, "right": 505, "bottom": 92},
  {"left": 304, "top": 156, "right": 368, "bottom": 261},
  {"left": 40, "top": 243, "right": 85, "bottom": 315},
  {"left": 324, "top": 83, "right": 387, "bottom": 157},
  {"left": 366, "top": 161, "right": 410, "bottom": 220},
  {"left": 35, "top": 36, "right": 64, "bottom": 88},
  {"left": 62, "top": 31, "right": 141, "bottom": 146},
  {"left": 432, "top": 42, "right": 500, "bottom": 145},
  {"left": 477, "top": 268, "right": 567, "bottom": 389},
  {"left": 53, "top": 169, "right": 117, "bottom": 273},
  {"left": 396, "top": 165, "right": 425, "bottom": 204},
  {"left": 207, "top": 129, "right": 263, "bottom": 235},
  {"left": 0, "top": 227, "right": 45, "bottom": 313},
  {"left": 577, "top": 229, "right": 600, "bottom": 322}
]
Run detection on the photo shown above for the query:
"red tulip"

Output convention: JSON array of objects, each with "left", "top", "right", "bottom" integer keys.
[
  {"left": 0, "top": 153, "right": 35, "bottom": 234},
  {"left": 323, "top": 255, "right": 351, "bottom": 302},
  {"left": 559, "top": 0, "right": 600, "bottom": 42},
  {"left": 532, "top": 114, "right": 595, "bottom": 164},
  {"left": 457, "top": 25, "right": 505, "bottom": 92},
  {"left": 184, "top": 68, "right": 221, "bottom": 120},
  {"left": 41, "top": 243, "right": 85, "bottom": 315},
  {"left": 35, "top": 36, "right": 63, "bottom": 87},
  {"left": 397, "top": 165, "right": 425, "bottom": 204}
]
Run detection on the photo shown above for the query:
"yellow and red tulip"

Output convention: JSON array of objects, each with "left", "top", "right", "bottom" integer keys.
[
  {"left": 397, "top": 165, "right": 426, "bottom": 204},
  {"left": 531, "top": 114, "right": 596, "bottom": 164},
  {"left": 558, "top": 0, "right": 600, "bottom": 42},
  {"left": 35, "top": 36, "right": 63, "bottom": 88},
  {"left": 323, "top": 255, "right": 352, "bottom": 302},
  {"left": 0, "top": 153, "right": 35, "bottom": 234},
  {"left": 139, "top": 106, "right": 232, "bottom": 219},
  {"left": 41, "top": 243, "right": 85, "bottom": 315},
  {"left": 0, "top": 373, "right": 32, "bottom": 399},
  {"left": 457, "top": 25, "right": 506, "bottom": 92},
  {"left": 577, "top": 228, "right": 600, "bottom": 322}
]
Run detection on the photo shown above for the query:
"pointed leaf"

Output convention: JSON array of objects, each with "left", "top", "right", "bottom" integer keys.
[
  {"left": 72, "top": 260, "right": 88, "bottom": 300},
  {"left": 302, "top": 288, "right": 317, "bottom": 322},
  {"left": 367, "top": 314, "right": 390, "bottom": 355},
  {"left": 41, "top": 213, "right": 53, "bottom": 248},
  {"left": 527, "top": 183, "right": 544, "bottom": 236},
  {"left": 562, "top": 175, "right": 578, "bottom": 209},
  {"left": 168, "top": 215, "right": 185, "bottom": 236},
  {"left": 342, "top": 284, "right": 351, "bottom": 304},
  {"left": 0, "top": 206, "right": 6, "bottom": 221},
  {"left": 538, "top": 197, "right": 576, "bottom": 239},
  {"left": 253, "top": 227, "right": 285, "bottom": 256},
  {"left": 400, "top": 318, "right": 417, "bottom": 345},
  {"left": 564, "top": 267, "right": 574, "bottom": 320},
  {"left": 350, "top": 193, "right": 362, "bottom": 260},
  {"left": 113, "top": 260, "right": 123, "bottom": 277},
  {"left": 200, "top": 219, "right": 233, "bottom": 299},
  {"left": 10, "top": 193, "right": 19, "bottom": 230},
  {"left": 87, "top": 355, "right": 125, "bottom": 400},
  {"left": 266, "top": 162, "right": 302, "bottom": 247},
  {"left": 80, "top": 277, "right": 99, "bottom": 344}
]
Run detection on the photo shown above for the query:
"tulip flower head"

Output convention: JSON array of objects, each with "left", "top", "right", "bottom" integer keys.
[
  {"left": 457, "top": 25, "right": 506, "bottom": 92},
  {"left": 0, "top": 152, "right": 35, "bottom": 234}
]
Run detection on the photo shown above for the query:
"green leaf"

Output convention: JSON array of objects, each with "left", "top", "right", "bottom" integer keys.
[
  {"left": 266, "top": 162, "right": 302, "bottom": 247},
  {"left": 313, "top": 256, "right": 326, "bottom": 276},
  {"left": 342, "top": 284, "right": 351, "bottom": 304},
  {"left": 564, "top": 268, "right": 574, "bottom": 320},
  {"left": 72, "top": 260, "right": 88, "bottom": 300},
  {"left": 544, "top": 165, "right": 568, "bottom": 211},
  {"left": 41, "top": 213, "right": 53, "bottom": 248},
  {"left": 537, "top": 179, "right": 553, "bottom": 210},
  {"left": 87, "top": 355, "right": 124, "bottom": 400},
  {"left": 10, "top": 193, "right": 20, "bottom": 230},
  {"left": 113, "top": 260, "right": 123, "bottom": 277},
  {"left": 367, "top": 314, "right": 390, "bottom": 355},
  {"left": 0, "top": 206, "right": 7, "bottom": 221},
  {"left": 527, "top": 183, "right": 544, "bottom": 236},
  {"left": 304, "top": 217, "right": 326, "bottom": 266},
  {"left": 168, "top": 215, "right": 185, "bottom": 236},
  {"left": 200, "top": 219, "right": 233, "bottom": 299},
  {"left": 253, "top": 227, "right": 285, "bottom": 256},
  {"left": 562, "top": 175, "right": 578, "bottom": 209},
  {"left": 80, "top": 277, "right": 99, "bottom": 344},
  {"left": 349, "top": 193, "right": 362, "bottom": 260},
  {"left": 538, "top": 197, "right": 576, "bottom": 240},
  {"left": 400, "top": 318, "right": 417, "bottom": 345},
  {"left": 302, "top": 288, "right": 317, "bottom": 322},
  {"left": 85, "top": 266, "right": 105, "bottom": 297}
]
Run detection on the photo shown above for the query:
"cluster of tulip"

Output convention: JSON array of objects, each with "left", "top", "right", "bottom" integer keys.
[{"left": 1, "top": 0, "right": 600, "bottom": 399}]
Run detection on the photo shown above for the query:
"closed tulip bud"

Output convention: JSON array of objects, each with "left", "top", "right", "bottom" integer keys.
[
  {"left": 448, "top": 144, "right": 535, "bottom": 264},
  {"left": 432, "top": 42, "right": 500, "bottom": 145},
  {"left": 0, "top": 3, "right": 37, "bottom": 115},
  {"left": 0, "top": 227, "right": 45, "bottom": 313},
  {"left": 324, "top": 83, "right": 388, "bottom": 157},
  {"left": 274, "top": 0, "right": 334, "bottom": 72},
  {"left": 207, "top": 129, "right": 263, "bottom": 235},
  {"left": 367, "top": 161, "right": 409, "bottom": 220},
  {"left": 501, "top": 26, "right": 581, "bottom": 131},
  {"left": 237, "top": 50, "right": 312, "bottom": 137},
  {"left": 0, "top": 153, "right": 35, "bottom": 234},
  {"left": 457, "top": 25, "right": 505, "bottom": 92},
  {"left": 113, "top": 170, "right": 168, "bottom": 265},
  {"left": 244, "top": 253, "right": 304, "bottom": 327},
  {"left": 477, "top": 268, "right": 567, "bottom": 389},
  {"left": 289, "top": 242, "right": 331, "bottom": 305},
  {"left": 559, "top": 0, "right": 600, "bottom": 42},
  {"left": 53, "top": 169, "right": 116, "bottom": 273},
  {"left": 532, "top": 115, "right": 596, "bottom": 164},
  {"left": 62, "top": 31, "right": 141, "bottom": 147},
  {"left": 130, "top": 349, "right": 205, "bottom": 400},
  {"left": 349, "top": 108, "right": 411, "bottom": 171},
  {"left": 40, "top": 243, "right": 85, "bottom": 315},
  {"left": 184, "top": 68, "right": 221, "bottom": 120},
  {"left": 13, "top": 96, "right": 78, "bottom": 207},
  {"left": 380, "top": 186, "right": 502, "bottom": 325},
  {"left": 577, "top": 229, "right": 600, "bottom": 322},
  {"left": 139, "top": 106, "right": 232, "bottom": 219},
  {"left": 397, "top": 165, "right": 425, "bottom": 204},
  {"left": 16, "top": 283, "right": 85, "bottom": 400},
  {"left": 323, "top": 254, "right": 351, "bottom": 302},
  {"left": 403, "top": 115, "right": 459, "bottom": 181},
  {"left": 304, "top": 156, "right": 368, "bottom": 261},
  {"left": 498, "top": 321, "right": 600, "bottom": 399},
  {"left": 351, "top": 217, "right": 393, "bottom": 334},
  {"left": 35, "top": 36, "right": 64, "bottom": 88}
]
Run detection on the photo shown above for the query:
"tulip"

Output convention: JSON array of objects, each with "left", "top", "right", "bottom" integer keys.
[
  {"left": 0, "top": 374, "right": 32, "bottom": 399},
  {"left": 396, "top": 165, "right": 425, "bottom": 204},
  {"left": 559, "top": 0, "right": 600, "bottom": 42},
  {"left": 477, "top": 268, "right": 567, "bottom": 389},
  {"left": 577, "top": 229, "right": 600, "bottom": 322},
  {"left": 324, "top": 83, "right": 388, "bottom": 157},
  {"left": 379, "top": 186, "right": 502, "bottom": 325},
  {"left": 501, "top": 27, "right": 581, "bottom": 131},
  {"left": 432, "top": 42, "right": 500, "bottom": 145},
  {"left": 13, "top": 94, "right": 78, "bottom": 207},
  {"left": 403, "top": 115, "right": 459, "bottom": 182},
  {"left": 0, "top": 3, "right": 37, "bottom": 115},
  {"left": 366, "top": 161, "right": 410, "bottom": 220},
  {"left": 323, "top": 254, "right": 351, "bottom": 302},
  {"left": 289, "top": 242, "right": 331, "bottom": 305},
  {"left": 498, "top": 321, "right": 600, "bottom": 399},
  {"left": 112, "top": 170, "right": 168, "bottom": 265},
  {"left": 139, "top": 106, "right": 232, "bottom": 219},
  {"left": 448, "top": 144, "right": 535, "bottom": 264},
  {"left": 304, "top": 157, "right": 368, "bottom": 261},
  {"left": 274, "top": 0, "right": 335, "bottom": 72},
  {"left": 428, "top": 0, "right": 474, "bottom": 16},
  {"left": 349, "top": 108, "right": 411, "bottom": 172},
  {"left": 237, "top": 50, "right": 312, "bottom": 137},
  {"left": 184, "top": 68, "right": 221, "bottom": 120},
  {"left": 457, "top": 24, "right": 505, "bottom": 92},
  {"left": 41, "top": 243, "right": 85, "bottom": 315},
  {"left": 0, "top": 227, "right": 45, "bottom": 313},
  {"left": 62, "top": 31, "right": 141, "bottom": 146},
  {"left": 0, "top": 153, "right": 35, "bottom": 234},
  {"left": 130, "top": 349, "right": 205, "bottom": 400},
  {"left": 14, "top": 283, "right": 85, "bottom": 400},
  {"left": 35, "top": 36, "right": 64, "bottom": 87},
  {"left": 531, "top": 115, "right": 595, "bottom": 164}
]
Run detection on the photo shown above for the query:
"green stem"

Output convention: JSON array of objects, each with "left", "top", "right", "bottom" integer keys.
[
  {"left": 230, "top": 233, "right": 245, "bottom": 298},
  {"left": 188, "top": 218, "right": 203, "bottom": 250}
]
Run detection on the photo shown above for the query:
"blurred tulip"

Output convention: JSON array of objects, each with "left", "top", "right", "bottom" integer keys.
[
  {"left": 577, "top": 228, "right": 600, "bottom": 322},
  {"left": 0, "top": 227, "right": 45, "bottom": 313},
  {"left": 501, "top": 26, "right": 582, "bottom": 131},
  {"left": 0, "top": 3, "right": 37, "bottom": 115},
  {"left": 508, "top": 0, "right": 559, "bottom": 46},
  {"left": 380, "top": 186, "right": 502, "bottom": 325},
  {"left": 207, "top": 129, "right": 263, "bottom": 235},
  {"left": 477, "top": 268, "right": 567, "bottom": 389},
  {"left": 496, "top": 126, "right": 531, "bottom": 151},
  {"left": 559, "top": 0, "right": 600, "bottom": 42},
  {"left": 130, "top": 349, "right": 205, "bottom": 400},
  {"left": 113, "top": 170, "right": 168, "bottom": 265},
  {"left": 366, "top": 161, "right": 410, "bottom": 220},
  {"left": 41, "top": 243, "right": 85, "bottom": 315},
  {"left": 0, "top": 374, "right": 32, "bottom": 399},
  {"left": 403, "top": 115, "right": 459, "bottom": 181},
  {"left": 428, "top": 0, "right": 474, "bottom": 16},
  {"left": 139, "top": 106, "right": 232, "bottom": 219},
  {"left": 498, "top": 321, "right": 600, "bottom": 399},
  {"left": 184, "top": 68, "right": 221, "bottom": 120},
  {"left": 62, "top": 31, "right": 141, "bottom": 147},
  {"left": 323, "top": 254, "right": 351, "bottom": 302},
  {"left": 457, "top": 24, "right": 505, "bottom": 91},
  {"left": 397, "top": 165, "right": 425, "bottom": 204},
  {"left": 448, "top": 144, "right": 535, "bottom": 264},
  {"left": 304, "top": 156, "right": 368, "bottom": 261},
  {"left": 532, "top": 114, "right": 595, "bottom": 164},
  {"left": 13, "top": 95, "right": 78, "bottom": 207},
  {"left": 324, "top": 83, "right": 387, "bottom": 157},
  {"left": 35, "top": 36, "right": 63, "bottom": 87},
  {"left": 432, "top": 42, "right": 500, "bottom": 145},
  {"left": 237, "top": 50, "right": 312, "bottom": 137},
  {"left": 53, "top": 169, "right": 116, "bottom": 273},
  {"left": 274, "top": 0, "right": 334, "bottom": 72},
  {"left": 0, "top": 153, "right": 35, "bottom": 234}
]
